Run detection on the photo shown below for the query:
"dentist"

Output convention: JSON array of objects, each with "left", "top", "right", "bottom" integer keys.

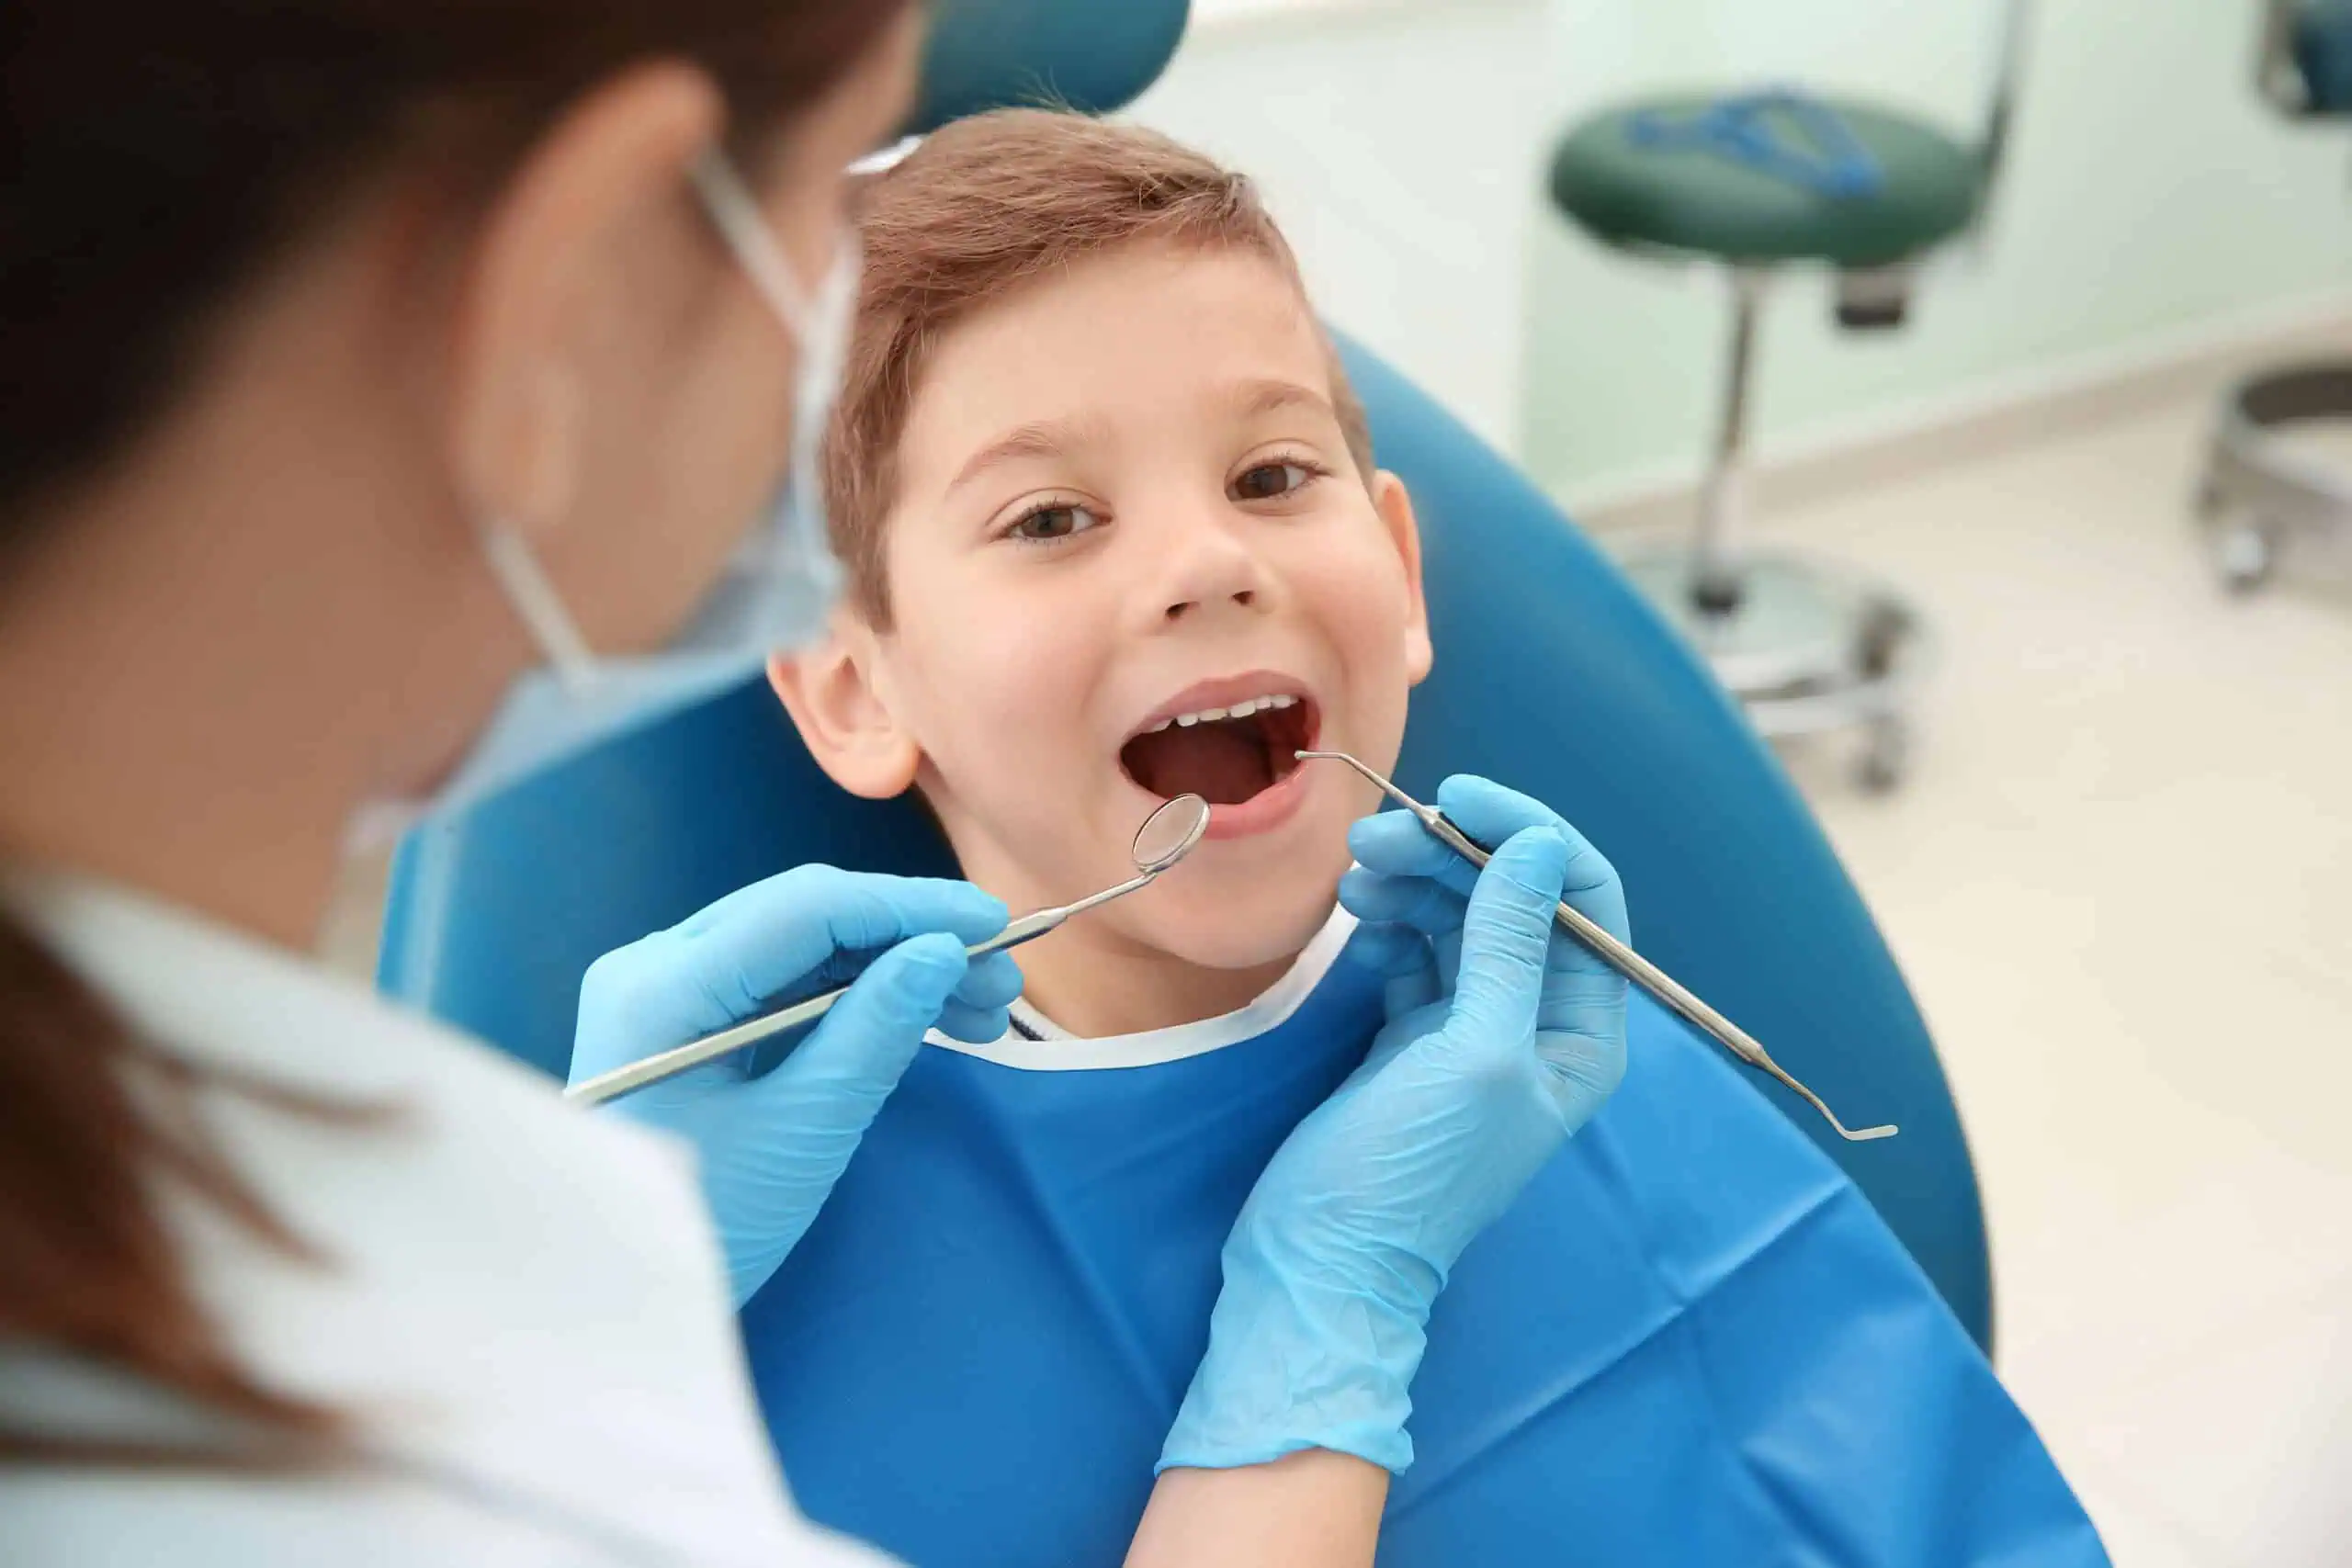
[{"left": 0, "top": 5, "right": 1629, "bottom": 1563}]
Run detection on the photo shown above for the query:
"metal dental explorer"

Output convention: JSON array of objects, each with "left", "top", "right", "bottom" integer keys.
[
  {"left": 565, "top": 793, "right": 1213, "bottom": 1109},
  {"left": 1295, "top": 750, "right": 1897, "bottom": 1143}
]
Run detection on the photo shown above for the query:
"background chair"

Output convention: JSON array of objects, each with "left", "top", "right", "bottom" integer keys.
[
  {"left": 2195, "top": 0, "right": 2352, "bottom": 592},
  {"left": 1546, "top": 2, "right": 2031, "bottom": 791},
  {"left": 378, "top": 0, "right": 1994, "bottom": 1350}
]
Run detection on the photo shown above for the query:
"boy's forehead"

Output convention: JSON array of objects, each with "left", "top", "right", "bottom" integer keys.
[{"left": 896, "top": 243, "right": 1339, "bottom": 488}]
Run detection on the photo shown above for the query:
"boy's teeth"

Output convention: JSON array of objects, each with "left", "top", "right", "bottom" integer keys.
[{"left": 1148, "top": 692, "right": 1301, "bottom": 733}]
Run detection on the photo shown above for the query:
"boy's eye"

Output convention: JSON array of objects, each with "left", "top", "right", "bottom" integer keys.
[
  {"left": 1008, "top": 501, "right": 1102, "bottom": 542},
  {"left": 1231, "top": 461, "right": 1314, "bottom": 502}
]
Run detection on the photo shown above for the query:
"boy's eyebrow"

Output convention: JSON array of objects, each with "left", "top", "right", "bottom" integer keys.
[
  {"left": 1231, "top": 378, "right": 1337, "bottom": 423},
  {"left": 944, "top": 381, "right": 1334, "bottom": 497},
  {"left": 947, "top": 419, "right": 1091, "bottom": 495}
]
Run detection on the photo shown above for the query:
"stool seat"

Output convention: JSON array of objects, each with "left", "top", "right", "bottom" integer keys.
[
  {"left": 2296, "top": 0, "right": 2352, "bottom": 115},
  {"left": 1550, "top": 93, "right": 1983, "bottom": 269}
]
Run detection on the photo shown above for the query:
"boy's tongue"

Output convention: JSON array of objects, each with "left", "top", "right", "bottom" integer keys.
[{"left": 1123, "top": 719, "right": 1274, "bottom": 807}]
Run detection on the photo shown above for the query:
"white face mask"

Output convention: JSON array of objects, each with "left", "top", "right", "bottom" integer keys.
[{"left": 345, "top": 150, "right": 859, "bottom": 853}]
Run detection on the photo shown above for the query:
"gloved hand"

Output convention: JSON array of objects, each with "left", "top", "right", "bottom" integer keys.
[
  {"left": 571, "top": 868, "right": 1023, "bottom": 1306},
  {"left": 1340, "top": 775, "right": 1629, "bottom": 1061},
  {"left": 1159, "top": 780, "right": 1627, "bottom": 1475}
]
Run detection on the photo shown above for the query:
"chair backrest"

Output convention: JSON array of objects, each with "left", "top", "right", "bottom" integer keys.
[
  {"left": 378, "top": 335, "right": 1993, "bottom": 1349},
  {"left": 1350, "top": 343, "right": 1989, "bottom": 1347}
]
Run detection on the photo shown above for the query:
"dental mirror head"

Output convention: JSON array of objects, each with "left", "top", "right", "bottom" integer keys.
[{"left": 1132, "top": 793, "right": 1211, "bottom": 874}]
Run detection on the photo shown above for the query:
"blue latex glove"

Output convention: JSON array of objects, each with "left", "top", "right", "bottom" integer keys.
[
  {"left": 1160, "top": 779, "right": 1628, "bottom": 1474},
  {"left": 571, "top": 868, "right": 1024, "bottom": 1306},
  {"left": 1340, "top": 775, "right": 1630, "bottom": 1052}
]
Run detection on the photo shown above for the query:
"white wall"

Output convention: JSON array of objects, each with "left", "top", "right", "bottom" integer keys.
[{"left": 1126, "top": 0, "right": 1556, "bottom": 454}]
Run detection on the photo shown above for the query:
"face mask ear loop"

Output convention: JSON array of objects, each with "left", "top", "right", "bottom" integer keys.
[
  {"left": 691, "top": 148, "right": 858, "bottom": 614},
  {"left": 800, "top": 236, "right": 861, "bottom": 390},
  {"left": 690, "top": 151, "right": 816, "bottom": 340},
  {"left": 481, "top": 525, "right": 599, "bottom": 694}
]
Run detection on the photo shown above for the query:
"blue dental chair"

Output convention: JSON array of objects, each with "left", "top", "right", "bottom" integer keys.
[{"left": 378, "top": 0, "right": 1990, "bottom": 1352}]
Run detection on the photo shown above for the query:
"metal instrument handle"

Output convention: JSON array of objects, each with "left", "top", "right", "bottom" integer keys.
[
  {"left": 566, "top": 906, "right": 1086, "bottom": 1108},
  {"left": 1295, "top": 750, "right": 1896, "bottom": 1142},
  {"left": 566, "top": 869, "right": 1168, "bottom": 1108}
]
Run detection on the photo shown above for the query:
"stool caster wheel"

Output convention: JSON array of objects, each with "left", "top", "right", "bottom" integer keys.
[
  {"left": 2211, "top": 520, "right": 2278, "bottom": 595},
  {"left": 1858, "top": 722, "right": 1908, "bottom": 793},
  {"left": 1857, "top": 717, "right": 1909, "bottom": 794},
  {"left": 1856, "top": 599, "right": 1910, "bottom": 681},
  {"left": 2191, "top": 474, "right": 2227, "bottom": 524}
]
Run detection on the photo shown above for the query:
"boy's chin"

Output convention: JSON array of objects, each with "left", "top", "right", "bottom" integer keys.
[{"left": 1129, "top": 882, "right": 1342, "bottom": 974}]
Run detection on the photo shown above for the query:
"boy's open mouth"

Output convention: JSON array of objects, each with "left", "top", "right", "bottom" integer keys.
[{"left": 1120, "top": 690, "right": 1318, "bottom": 807}]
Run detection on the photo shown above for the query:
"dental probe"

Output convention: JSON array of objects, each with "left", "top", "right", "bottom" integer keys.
[{"left": 1296, "top": 750, "right": 1897, "bottom": 1143}]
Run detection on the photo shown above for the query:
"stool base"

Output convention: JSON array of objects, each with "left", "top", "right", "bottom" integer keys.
[
  {"left": 1620, "top": 544, "right": 1926, "bottom": 793},
  {"left": 2197, "top": 362, "right": 2352, "bottom": 593}
]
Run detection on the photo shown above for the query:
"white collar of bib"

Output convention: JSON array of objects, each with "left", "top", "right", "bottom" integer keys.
[{"left": 927, "top": 905, "right": 1358, "bottom": 1072}]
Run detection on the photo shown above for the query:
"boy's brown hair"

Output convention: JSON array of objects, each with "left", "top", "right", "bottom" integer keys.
[{"left": 823, "top": 108, "right": 1376, "bottom": 624}]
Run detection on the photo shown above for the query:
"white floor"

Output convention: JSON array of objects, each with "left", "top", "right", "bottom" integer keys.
[
  {"left": 317, "top": 376, "right": 2352, "bottom": 1564},
  {"left": 1725, "top": 390, "right": 2352, "bottom": 1567}
]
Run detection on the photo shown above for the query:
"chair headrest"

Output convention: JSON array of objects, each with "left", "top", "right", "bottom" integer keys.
[{"left": 910, "top": 0, "right": 1191, "bottom": 133}]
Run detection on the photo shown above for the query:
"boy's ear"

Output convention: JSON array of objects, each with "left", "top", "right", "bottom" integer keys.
[
  {"left": 1373, "top": 470, "right": 1433, "bottom": 685},
  {"left": 766, "top": 626, "right": 922, "bottom": 799}
]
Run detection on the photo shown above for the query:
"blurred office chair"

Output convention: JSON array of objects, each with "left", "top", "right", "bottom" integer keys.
[
  {"left": 2194, "top": 1, "right": 2352, "bottom": 592},
  {"left": 1546, "top": 4, "right": 2032, "bottom": 790},
  {"left": 379, "top": 0, "right": 1993, "bottom": 1349}
]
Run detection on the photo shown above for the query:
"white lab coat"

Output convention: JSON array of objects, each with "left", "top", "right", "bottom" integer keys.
[{"left": 0, "top": 874, "right": 899, "bottom": 1567}]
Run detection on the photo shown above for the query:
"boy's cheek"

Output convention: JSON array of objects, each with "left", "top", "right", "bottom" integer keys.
[
  {"left": 892, "top": 588, "right": 1107, "bottom": 772},
  {"left": 1306, "top": 551, "right": 1427, "bottom": 673}
]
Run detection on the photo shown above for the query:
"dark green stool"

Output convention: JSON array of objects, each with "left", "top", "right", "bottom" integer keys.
[
  {"left": 2196, "top": 1, "right": 2352, "bottom": 592},
  {"left": 1546, "top": 19, "right": 2027, "bottom": 790}
]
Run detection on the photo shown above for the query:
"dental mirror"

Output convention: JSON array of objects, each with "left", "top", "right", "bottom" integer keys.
[
  {"left": 568, "top": 793, "right": 1214, "bottom": 1106},
  {"left": 1132, "top": 792, "right": 1213, "bottom": 874},
  {"left": 965, "top": 791, "right": 1210, "bottom": 958}
]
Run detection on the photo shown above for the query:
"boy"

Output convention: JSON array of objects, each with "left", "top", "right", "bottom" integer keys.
[
  {"left": 773, "top": 111, "right": 1423, "bottom": 1040},
  {"left": 751, "top": 111, "right": 2101, "bottom": 1567}
]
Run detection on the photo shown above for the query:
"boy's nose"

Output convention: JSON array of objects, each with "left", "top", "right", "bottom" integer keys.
[{"left": 1151, "top": 518, "right": 1274, "bottom": 626}]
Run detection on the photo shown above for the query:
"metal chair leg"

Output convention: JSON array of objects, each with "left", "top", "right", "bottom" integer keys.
[
  {"left": 1690, "top": 270, "right": 1764, "bottom": 615},
  {"left": 2197, "top": 362, "right": 2352, "bottom": 594}
]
